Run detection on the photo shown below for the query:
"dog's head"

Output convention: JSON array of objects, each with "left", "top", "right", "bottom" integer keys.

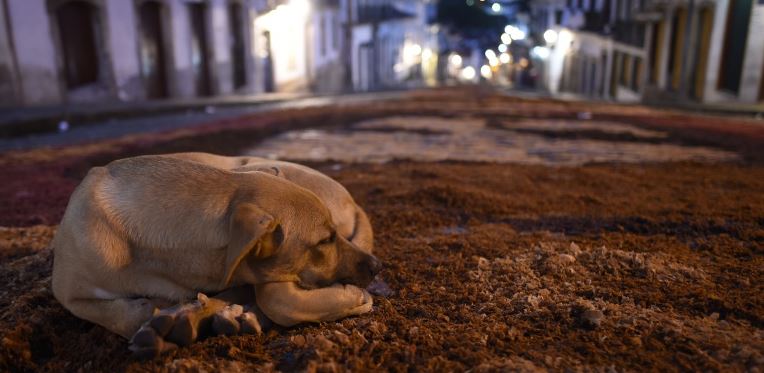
[{"left": 222, "top": 173, "right": 381, "bottom": 290}]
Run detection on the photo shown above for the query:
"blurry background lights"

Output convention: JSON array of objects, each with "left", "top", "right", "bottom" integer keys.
[
  {"left": 504, "top": 25, "right": 525, "bottom": 41},
  {"left": 501, "top": 33, "right": 512, "bottom": 45},
  {"left": 485, "top": 49, "right": 496, "bottom": 60},
  {"left": 558, "top": 29, "right": 574, "bottom": 46},
  {"left": 461, "top": 66, "right": 476, "bottom": 80},
  {"left": 449, "top": 54, "right": 463, "bottom": 67},
  {"left": 498, "top": 44, "right": 507, "bottom": 53},
  {"left": 543, "top": 29, "right": 558, "bottom": 44},
  {"left": 480, "top": 65, "right": 492, "bottom": 79},
  {"left": 491, "top": 3, "right": 501, "bottom": 12},
  {"left": 499, "top": 52, "right": 511, "bottom": 64},
  {"left": 531, "top": 46, "right": 550, "bottom": 59}
]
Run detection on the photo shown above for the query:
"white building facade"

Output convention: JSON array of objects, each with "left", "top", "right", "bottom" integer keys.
[
  {"left": 529, "top": 0, "right": 764, "bottom": 105},
  {"left": 0, "top": 0, "right": 367, "bottom": 107}
]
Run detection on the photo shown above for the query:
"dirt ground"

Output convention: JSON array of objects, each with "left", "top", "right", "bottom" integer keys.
[{"left": 0, "top": 88, "right": 762, "bottom": 372}]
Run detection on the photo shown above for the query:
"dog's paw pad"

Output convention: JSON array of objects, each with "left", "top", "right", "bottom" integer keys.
[
  {"left": 166, "top": 315, "right": 196, "bottom": 346},
  {"left": 212, "top": 305, "right": 243, "bottom": 335},
  {"left": 149, "top": 314, "right": 175, "bottom": 336},
  {"left": 129, "top": 325, "right": 178, "bottom": 359}
]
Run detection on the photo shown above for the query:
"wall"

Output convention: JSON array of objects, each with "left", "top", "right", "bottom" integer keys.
[
  {"left": 0, "top": 0, "right": 18, "bottom": 106},
  {"left": 7, "top": 0, "right": 60, "bottom": 105},
  {"left": 105, "top": 0, "right": 142, "bottom": 101}
]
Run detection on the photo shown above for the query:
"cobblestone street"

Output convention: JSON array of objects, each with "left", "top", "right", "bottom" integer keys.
[{"left": 0, "top": 88, "right": 762, "bottom": 372}]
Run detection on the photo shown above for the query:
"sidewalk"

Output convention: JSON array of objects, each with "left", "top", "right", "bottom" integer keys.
[{"left": 0, "top": 92, "right": 308, "bottom": 137}]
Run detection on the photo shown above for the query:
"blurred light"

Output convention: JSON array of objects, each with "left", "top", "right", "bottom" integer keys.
[
  {"left": 558, "top": 29, "right": 574, "bottom": 46},
  {"left": 498, "top": 44, "right": 507, "bottom": 53},
  {"left": 449, "top": 54, "right": 463, "bottom": 67},
  {"left": 500, "top": 52, "right": 511, "bottom": 64},
  {"left": 422, "top": 48, "right": 433, "bottom": 61},
  {"left": 543, "top": 29, "right": 558, "bottom": 44},
  {"left": 466, "top": 0, "right": 474, "bottom": 5},
  {"left": 287, "top": 0, "right": 310, "bottom": 17},
  {"left": 504, "top": 25, "right": 525, "bottom": 40},
  {"left": 491, "top": 3, "right": 501, "bottom": 12},
  {"left": 461, "top": 66, "right": 476, "bottom": 80},
  {"left": 393, "top": 63, "right": 405, "bottom": 72},
  {"left": 501, "top": 33, "right": 512, "bottom": 45},
  {"left": 531, "top": 46, "right": 550, "bottom": 59},
  {"left": 489, "top": 57, "right": 499, "bottom": 67},
  {"left": 519, "top": 58, "right": 529, "bottom": 68},
  {"left": 485, "top": 49, "right": 496, "bottom": 60},
  {"left": 480, "top": 65, "right": 492, "bottom": 79}
]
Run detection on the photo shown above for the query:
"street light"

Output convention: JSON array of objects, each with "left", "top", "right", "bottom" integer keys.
[
  {"left": 461, "top": 66, "right": 476, "bottom": 80},
  {"left": 501, "top": 33, "right": 512, "bottom": 45},
  {"left": 543, "top": 29, "right": 558, "bottom": 44},
  {"left": 480, "top": 65, "right": 492, "bottom": 79}
]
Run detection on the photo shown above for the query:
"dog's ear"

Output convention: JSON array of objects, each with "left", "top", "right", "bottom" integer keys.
[{"left": 222, "top": 203, "right": 283, "bottom": 286}]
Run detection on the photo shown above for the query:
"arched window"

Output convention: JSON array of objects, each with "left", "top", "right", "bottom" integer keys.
[{"left": 56, "top": 1, "right": 100, "bottom": 89}]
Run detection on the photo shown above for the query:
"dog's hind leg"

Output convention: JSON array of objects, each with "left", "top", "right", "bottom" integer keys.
[
  {"left": 254, "top": 282, "right": 373, "bottom": 327},
  {"left": 62, "top": 296, "right": 172, "bottom": 340}
]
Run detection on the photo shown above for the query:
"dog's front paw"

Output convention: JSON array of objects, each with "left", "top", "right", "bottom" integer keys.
[{"left": 322, "top": 284, "right": 373, "bottom": 319}]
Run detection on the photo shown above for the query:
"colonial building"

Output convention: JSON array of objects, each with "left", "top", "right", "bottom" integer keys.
[
  {"left": 0, "top": 0, "right": 434, "bottom": 108},
  {"left": 529, "top": 0, "right": 764, "bottom": 105}
]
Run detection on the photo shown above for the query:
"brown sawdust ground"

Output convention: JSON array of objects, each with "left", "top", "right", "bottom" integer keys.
[{"left": 0, "top": 88, "right": 762, "bottom": 372}]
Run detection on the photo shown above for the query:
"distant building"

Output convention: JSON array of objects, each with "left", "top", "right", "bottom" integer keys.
[
  {"left": 346, "top": 0, "right": 438, "bottom": 92},
  {"left": 0, "top": 0, "right": 435, "bottom": 108},
  {"left": 529, "top": 0, "right": 764, "bottom": 105}
]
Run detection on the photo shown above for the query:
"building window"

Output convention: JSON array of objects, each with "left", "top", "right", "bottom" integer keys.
[
  {"left": 56, "top": 1, "right": 101, "bottom": 89},
  {"left": 718, "top": 0, "right": 753, "bottom": 94}
]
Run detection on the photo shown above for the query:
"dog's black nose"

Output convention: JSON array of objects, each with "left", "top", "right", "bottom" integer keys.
[{"left": 366, "top": 256, "right": 383, "bottom": 277}]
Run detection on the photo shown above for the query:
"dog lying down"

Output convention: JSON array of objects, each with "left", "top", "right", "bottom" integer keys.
[{"left": 51, "top": 153, "right": 382, "bottom": 358}]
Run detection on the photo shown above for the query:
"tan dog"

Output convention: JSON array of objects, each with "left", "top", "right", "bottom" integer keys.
[{"left": 51, "top": 154, "right": 380, "bottom": 357}]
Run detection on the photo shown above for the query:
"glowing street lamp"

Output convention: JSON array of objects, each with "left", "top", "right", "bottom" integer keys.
[
  {"left": 461, "top": 66, "right": 476, "bottom": 80},
  {"left": 501, "top": 33, "right": 512, "bottom": 45},
  {"left": 449, "top": 54, "right": 463, "bottom": 67},
  {"left": 543, "top": 29, "right": 558, "bottom": 44},
  {"left": 480, "top": 65, "right": 492, "bottom": 79}
]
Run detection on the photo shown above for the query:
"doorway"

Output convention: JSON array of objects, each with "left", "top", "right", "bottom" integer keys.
[
  {"left": 56, "top": 1, "right": 100, "bottom": 89},
  {"left": 189, "top": 2, "right": 212, "bottom": 96},
  {"left": 228, "top": 2, "right": 247, "bottom": 90},
  {"left": 138, "top": 1, "right": 168, "bottom": 99}
]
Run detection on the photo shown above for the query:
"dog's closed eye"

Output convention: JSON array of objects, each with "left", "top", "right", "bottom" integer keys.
[{"left": 317, "top": 231, "right": 336, "bottom": 246}]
